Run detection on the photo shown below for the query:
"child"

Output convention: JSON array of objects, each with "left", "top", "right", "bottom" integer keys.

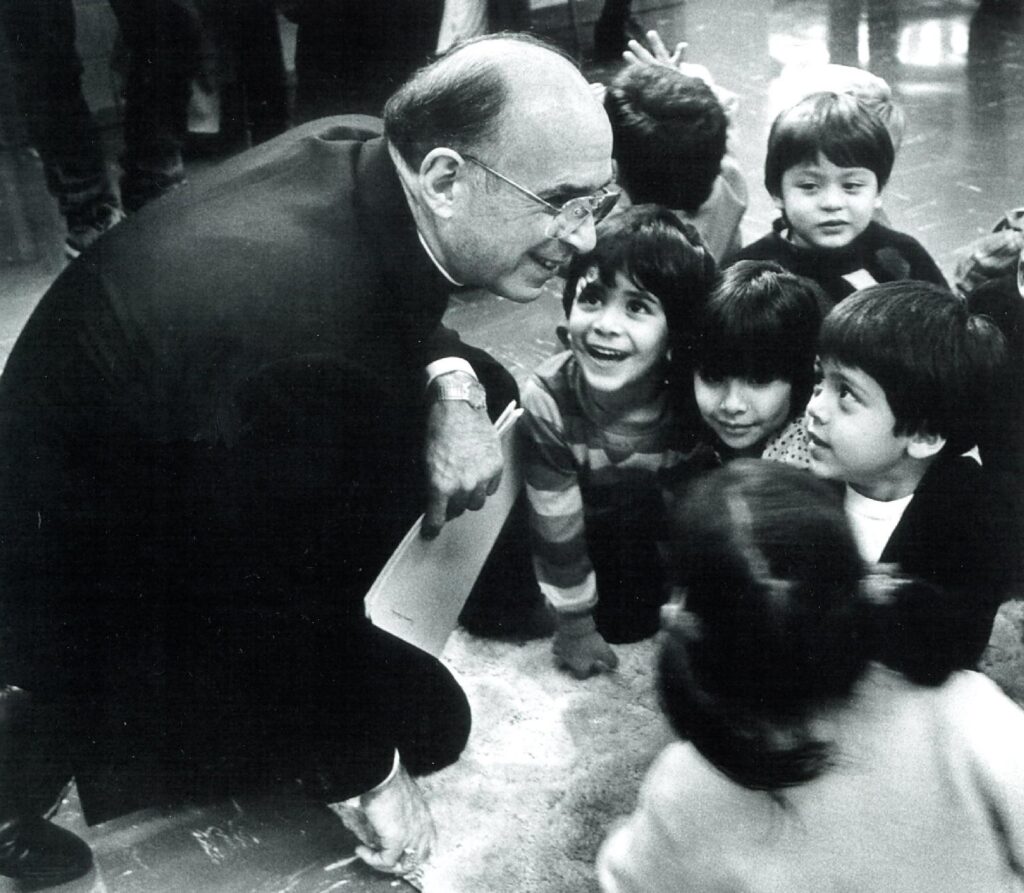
[
  {"left": 733, "top": 91, "right": 948, "bottom": 303},
  {"left": 692, "top": 260, "right": 829, "bottom": 466},
  {"left": 806, "top": 281, "right": 1011, "bottom": 667},
  {"left": 520, "top": 205, "right": 716, "bottom": 679},
  {"left": 604, "top": 62, "right": 748, "bottom": 263},
  {"left": 598, "top": 460, "right": 1024, "bottom": 892},
  {"left": 771, "top": 61, "right": 906, "bottom": 154}
]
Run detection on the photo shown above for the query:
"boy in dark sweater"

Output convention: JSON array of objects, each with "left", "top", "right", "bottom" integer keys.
[
  {"left": 733, "top": 92, "right": 947, "bottom": 303},
  {"left": 805, "top": 282, "right": 1012, "bottom": 667}
]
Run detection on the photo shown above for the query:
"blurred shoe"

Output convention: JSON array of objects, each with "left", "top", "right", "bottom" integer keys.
[
  {"left": 64, "top": 204, "right": 126, "bottom": 260},
  {"left": 121, "top": 165, "right": 187, "bottom": 213},
  {"left": 0, "top": 817, "right": 93, "bottom": 885}
]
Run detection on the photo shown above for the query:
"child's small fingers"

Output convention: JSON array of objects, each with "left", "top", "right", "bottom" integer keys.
[{"left": 647, "top": 30, "right": 669, "bottom": 58}]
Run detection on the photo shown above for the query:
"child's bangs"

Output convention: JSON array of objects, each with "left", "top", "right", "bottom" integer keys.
[
  {"left": 696, "top": 306, "right": 799, "bottom": 384},
  {"left": 766, "top": 92, "right": 895, "bottom": 192}
]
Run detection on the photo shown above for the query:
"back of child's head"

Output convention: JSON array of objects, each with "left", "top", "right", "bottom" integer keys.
[
  {"left": 694, "top": 261, "right": 830, "bottom": 414},
  {"left": 604, "top": 64, "right": 728, "bottom": 214},
  {"left": 764, "top": 91, "right": 895, "bottom": 198},
  {"left": 658, "top": 460, "right": 961, "bottom": 792},
  {"left": 818, "top": 281, "right": 1008, "bottom": 456},
  {"left": 562, "top": 204, "right": 718, "bottom": 356},
  {"left": 772, "top": 63, "right": 906, "bottom": 153}
]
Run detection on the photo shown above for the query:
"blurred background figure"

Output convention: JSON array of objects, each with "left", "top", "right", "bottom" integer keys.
[
  {"left": 593, "top": 0, "right": 641, "bottom": 63},
  {"left": 284, "top": 0, "right": 444, "bottom": 121},
  {"left": 0, "top": 0, "right": 202, "bottom": 258}
]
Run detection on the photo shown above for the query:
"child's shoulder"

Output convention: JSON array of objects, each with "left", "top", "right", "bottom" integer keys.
[
  {"left": 936, "top": 670, "right": 1024, "bottom": 756},
  {"left": 521, "top": 350, "right": 581, "bottom": 423},
  {"left": 761, "top": 416, "right": 811, "bottom": 468},
  {"left": 731, "top": 226, "right": 788, "bottom": 264},
  {"left": 862, "top": 219, "right": 928, "bottom": 251}
]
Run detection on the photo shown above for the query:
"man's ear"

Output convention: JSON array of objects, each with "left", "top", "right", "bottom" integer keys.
[
  {"left": 417, "top": 148, "right": 463, "bottom": 220},
  {"left": 906, "top": 428, "right": 946, "bottom": 460}
]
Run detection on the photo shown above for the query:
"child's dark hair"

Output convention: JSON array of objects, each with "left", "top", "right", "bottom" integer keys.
[
  {"left": 562, "top": 204, "right": 717, "bottom": 361},
  {"left": 658, "top": 460, "right": 960, "bottom": 793},
  {"left": 694, "top": 261, "right": 830, "bottom": 415},
  {"left": 818, "top": 281, "right": 1008, "bottom": 456},
  {"left": 604, "top": 64, "right": 728, "bottom": 214},
  {"left": 764, "top": 92, "right": 895, "bottom": 197}
]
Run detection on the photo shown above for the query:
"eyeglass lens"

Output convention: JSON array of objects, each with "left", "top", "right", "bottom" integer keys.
[{"left": 546, "top": 191, "right": 620, "bottom": 239}]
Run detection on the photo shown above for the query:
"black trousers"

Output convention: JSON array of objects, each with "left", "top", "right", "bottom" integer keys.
[{"left": 0, "top": 348, "right": 517, "bottom": 824}]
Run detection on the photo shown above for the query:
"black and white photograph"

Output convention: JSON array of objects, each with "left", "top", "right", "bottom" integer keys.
[{"left": 0, "top": 0, "right": 1021, "bottom": 890}]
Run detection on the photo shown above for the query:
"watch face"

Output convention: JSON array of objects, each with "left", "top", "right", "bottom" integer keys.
[{"left": 437, "top": 376, "right": 486, "bottom": 410}]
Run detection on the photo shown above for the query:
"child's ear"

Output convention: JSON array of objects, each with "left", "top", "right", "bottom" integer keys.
[
  {"left": 771, "top": 192, "right": 785, "bottom": 213},
  {"left": 417, "top": 148, "right": 463, "bottom": 220},
  {"left": 906, "top": 429, "right": 946, "bottom": 460}
]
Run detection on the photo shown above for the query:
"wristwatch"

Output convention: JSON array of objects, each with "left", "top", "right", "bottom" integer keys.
[{"left": 431, "top": 373, "right": 487, "bottom": 411}]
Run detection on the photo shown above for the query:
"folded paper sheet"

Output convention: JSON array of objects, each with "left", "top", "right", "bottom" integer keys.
[{"left": 365, "top": 416, "right": 523, "bottom": 656}]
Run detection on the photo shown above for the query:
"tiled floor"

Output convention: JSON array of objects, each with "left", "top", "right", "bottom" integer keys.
[{"left": 0, "top": 1, "right": 1022, "bottom": 890}]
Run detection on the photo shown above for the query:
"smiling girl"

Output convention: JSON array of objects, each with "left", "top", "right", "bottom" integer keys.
[
  {"left": 693, "top": 260, "right": 828, "bottom": 466},
  {"left": 520, "top": 206, "right": 716, "bottom": 678}
]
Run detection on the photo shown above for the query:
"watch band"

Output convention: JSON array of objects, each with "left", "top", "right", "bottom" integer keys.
[{"left": 432, "top": 373, "right": 487, "bottom": 411}]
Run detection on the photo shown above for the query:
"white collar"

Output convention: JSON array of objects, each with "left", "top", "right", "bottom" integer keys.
[{"left": 417, "top": 231, "right": 464, "bottom": 287}]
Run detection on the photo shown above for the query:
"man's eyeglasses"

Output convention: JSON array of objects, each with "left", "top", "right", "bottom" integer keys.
[{"left": 461, "top": 153, "right": 620, "bottom": 240}]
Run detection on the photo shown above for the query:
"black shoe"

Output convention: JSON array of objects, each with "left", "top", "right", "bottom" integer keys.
[{"left": 0, "top": 817, "right": 93, "bottom": 885}]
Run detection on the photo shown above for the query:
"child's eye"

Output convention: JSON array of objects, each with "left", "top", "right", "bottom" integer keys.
[
  {"left": 797, "top": 182, "right": 818, "bottom": 192},
  {"left": 843, "top": 182, "right": 865, "bottom": 192},
  {"left": 575, "top": 287, "right": 601, "bottom": 307},
  {"left": 627, "top": 299, "right": 652, "bottom": 315},
  {"left": 837, "top": 383, "right": 858, "bottom": 405}
]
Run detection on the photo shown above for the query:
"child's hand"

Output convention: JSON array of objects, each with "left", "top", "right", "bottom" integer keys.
[
  {"left": 624, "top": 29, "right": 686, "bottom": 69},
  {"left": 553, "top": 613, "right": 619, "bottom": 678}
]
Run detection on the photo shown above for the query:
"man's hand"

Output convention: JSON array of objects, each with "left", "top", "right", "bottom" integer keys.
[
  {"left": 422, "top": 379, "right": 503, "bottom": 539},
  {"left": 553, "top": 613, "right": 619, "bottom": 679},
  {"left": 356, "top": 763, "right": 437, "bottom": 875}
]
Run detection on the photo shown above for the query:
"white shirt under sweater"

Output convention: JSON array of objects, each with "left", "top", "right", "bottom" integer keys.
[{"left": 844, "top": 485, "right": 914, "bottom": 564}]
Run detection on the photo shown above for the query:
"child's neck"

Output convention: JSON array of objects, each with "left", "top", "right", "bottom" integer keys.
[
  {"left": 585, "top": 379, "right": 666, "bottom": 426},
  {"left": 715, "top": 438, "right": 766, "bottom": 461},
  {"left": 848, "top": 457, "right": 933, "bottom": 502}
]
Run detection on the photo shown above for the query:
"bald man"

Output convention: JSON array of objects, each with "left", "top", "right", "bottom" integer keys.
[{"left": 0, "top": 34, "right": 615, "bottom": 885}]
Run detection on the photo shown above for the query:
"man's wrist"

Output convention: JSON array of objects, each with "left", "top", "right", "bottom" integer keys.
[
  {"left": 361, "top": 749, "right": 402, "bottom": 803},
  {"left": 429, "top": 370, "right": 487, "bottom": 411}
]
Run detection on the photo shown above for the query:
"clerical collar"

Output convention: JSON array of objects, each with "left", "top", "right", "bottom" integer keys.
[{"left": 417, "top": 230, "right": 464, "bottom": 287}]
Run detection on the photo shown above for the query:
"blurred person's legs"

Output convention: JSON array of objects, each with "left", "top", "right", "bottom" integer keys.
[
  {"left": 292, "top": 0, "right": 443, "bottom": 122},
  {"left": 0, "top": 0, "right": 123, "bottom": 258},
  {"left": 593, "top": 0, "right": 640, "bottom": 63},
  {"left": 194, "top": 0, "right": 289, "bottom": 149},
  {"left": 108, "top": 0, "right": 201, "bottom": 210},
  {"left": 828, "top": 0, "right": 864, "bottom": 67}
]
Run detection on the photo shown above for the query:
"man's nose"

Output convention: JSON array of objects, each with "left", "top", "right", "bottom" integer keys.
[{"left": 559, "top": 214, "right": 598, "bottom": 254}]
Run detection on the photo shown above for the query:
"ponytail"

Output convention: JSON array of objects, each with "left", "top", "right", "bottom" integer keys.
[{"left": 659, "top": 461, "right": 963, "bottom": 795}]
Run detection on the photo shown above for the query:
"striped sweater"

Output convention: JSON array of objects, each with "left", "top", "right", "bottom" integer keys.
[{"left": 520, "top": 351, "right": 701, "bottom": 615}]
